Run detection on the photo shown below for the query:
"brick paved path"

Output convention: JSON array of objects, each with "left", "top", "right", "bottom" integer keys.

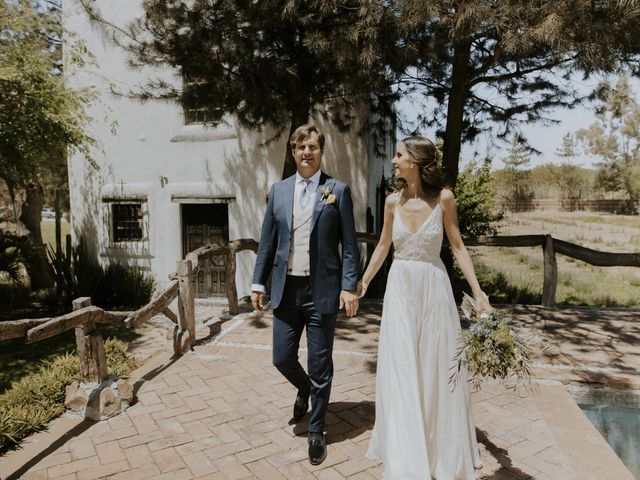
[{"left": 5, "top": 304, "right": 579, "bottom": 480}]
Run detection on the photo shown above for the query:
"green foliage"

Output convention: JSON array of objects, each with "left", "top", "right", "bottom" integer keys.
[
  {"left": 0, "top": 0, "right": 94, "bottom": 198},
  {"left": 492, "top": 163, "right": 597, "bottom": 204},
  {"left": 95, "top": 264, "right": 156, "bottom": 310},
  {"left": 105, "top": 338, "right": 140, "bottom": 379},
  {"left": 576, "top": 76, "right": 640, "bottom": 208},
  {"left": 0, "top": 339, "right": 140, "bottom": 453},
  {"left": 450, "top": 299, "right": 535, "bottom": 391},
  {"left": 556, "top": 133, "right": 578, "bottom": 159},
  {"left": 46, "top": 239, "right": 155, "bottom": 310},
  {"left": 0, "top": 281, "right": 31, "bottom": 311},
  {"left": 454, "top": 160, "right": 503, "bottom": 237},
  {"left": 80, "top": 0, "right": 393, "bottom": 175},
  {"left": 394, "top": 0, "right": 640, "bottom": 186},
  {"left": 500, "top": 135, "right": 534, "bottom": 203},
  {"left": 0, "top": 231, "right": 26, "bottom": 283}
]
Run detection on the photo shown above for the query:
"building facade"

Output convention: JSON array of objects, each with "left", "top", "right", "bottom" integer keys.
[{"left": 63, "top": 0, "right": 394, "bottom": 299}]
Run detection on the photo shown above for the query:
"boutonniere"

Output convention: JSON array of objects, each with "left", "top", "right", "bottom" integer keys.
[{"left": 320, "top": 187, "right": 336, "bottom": 204}]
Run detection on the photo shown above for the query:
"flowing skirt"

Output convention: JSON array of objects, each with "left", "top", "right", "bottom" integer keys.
[{"left": 366, "top": 258, "right": 482, "bottom": 480}]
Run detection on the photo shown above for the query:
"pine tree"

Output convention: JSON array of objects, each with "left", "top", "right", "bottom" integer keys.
[
  {"left": 502, "top": 135, "right": 533, "bottom": 203},
  {"left": 78, "top": 0, "right": 394, "bottom": 177},
  {"left": 576, "top": 76, "right": 640, "bottom": 209},
  {"left": 394, "top": 0, "right": 640, "bottom": 187},
  {"left": 556, "top": 133, "right": 578, "bottom": 160}
]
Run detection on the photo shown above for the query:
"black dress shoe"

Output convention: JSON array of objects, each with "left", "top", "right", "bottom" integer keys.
[
  {"left": 308, "top": 433, "right": 327, "bottom": 465},
  {"left": 293, "top": 384, "right": 310, "bottom": 421}
]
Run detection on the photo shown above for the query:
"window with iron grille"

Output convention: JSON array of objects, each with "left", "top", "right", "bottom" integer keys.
[
  {"left": 182, "top": 75, "right": 221, "bottom": 125},
  {"left": 184, "top": 106, "right": 219, "bottom": 125},
  {"left": 112, "top": 203, "right": 143, "bottom": 242}
]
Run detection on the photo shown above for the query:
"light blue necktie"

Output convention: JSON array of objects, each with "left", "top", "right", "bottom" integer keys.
[{"left": 299, "top": 179, "right": 312, "bottom": 209}]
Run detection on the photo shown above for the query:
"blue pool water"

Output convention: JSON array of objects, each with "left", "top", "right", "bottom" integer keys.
[
  {"left": 570, "top": 386, "right": 640, "bottom": 480},
  {"left": 580, "top": 404, "right": 640, "bottom": 479}
]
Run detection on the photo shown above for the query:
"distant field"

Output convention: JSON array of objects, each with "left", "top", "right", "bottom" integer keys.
[
  {"left": 2, "top": 220, "right": 70, "bottom": 253},
  {"left": 470, "top": 211, "right": 640, "bottom": 307},
  {"left": 41, "top": 219, "right": 70, "bottom": 253}
]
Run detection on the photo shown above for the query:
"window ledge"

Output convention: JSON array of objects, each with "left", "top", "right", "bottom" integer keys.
[{"left": 170, "top": 124, "right": 237, "bottom": 143}]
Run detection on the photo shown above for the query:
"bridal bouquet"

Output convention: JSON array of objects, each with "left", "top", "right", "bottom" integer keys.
[{"left": 449, "top": 293, "right": 534, "bottom": 391}]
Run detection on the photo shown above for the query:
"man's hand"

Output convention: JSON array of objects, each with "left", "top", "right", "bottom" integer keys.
[
  {"left": 339, "top": 290, "right": 359, "bottom": 317},
  {"left": 252, "top": 291, "right": 266, "bottom": 311}
]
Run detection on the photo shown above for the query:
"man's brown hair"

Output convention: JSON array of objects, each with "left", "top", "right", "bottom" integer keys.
[{"left": 289, "top": 124, "right": 325, "bottom": 151}]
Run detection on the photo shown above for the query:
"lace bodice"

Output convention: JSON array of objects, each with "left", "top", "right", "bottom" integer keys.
[{"left": 392, "top": 196, "right": 443, "bottom": 262}]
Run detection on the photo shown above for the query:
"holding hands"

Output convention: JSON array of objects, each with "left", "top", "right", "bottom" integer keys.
[{"left": 340, "top": 290, "right": 359, "bottom": 317}]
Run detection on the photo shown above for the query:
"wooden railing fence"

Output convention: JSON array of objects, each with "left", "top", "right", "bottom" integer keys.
[
  {"left": 0, "top": 239, "right": 259, "bottom": 384},
  {"left": 1, "top": 233, "right": 636, "bottom": 385},
  {"left": 356, "top": 232, "right": 639, "bottom": 307}
]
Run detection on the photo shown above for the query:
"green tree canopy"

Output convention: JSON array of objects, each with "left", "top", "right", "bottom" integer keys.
[
  {"left": 0, "top": 0, "right": 93, "bottom": 287},
  {"left": 577, "top": 75, "right": 640, "bottom": 208},
  {"left": 394, "top": 0, "right": 640, "bottom": 186},
  {"left": 79, "top": 0, "right": 394, "bottom": 177},
  {"left": 501, "top": 135, "right": 533, "bottom": 203}
]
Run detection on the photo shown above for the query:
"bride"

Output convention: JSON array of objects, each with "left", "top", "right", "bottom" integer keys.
[{"left": 359, "top": 136, "right": 491, "bottom": 479}]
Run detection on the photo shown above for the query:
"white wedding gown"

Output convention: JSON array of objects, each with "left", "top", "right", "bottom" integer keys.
[{"left": 366, "top": 197, "right": 482, "bottom": 480}]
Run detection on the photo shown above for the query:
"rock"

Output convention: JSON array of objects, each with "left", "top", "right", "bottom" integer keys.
[
  {"left": 116, "top": 379, "right": 135, "bottom": 404},
  {"left": 64, "top": 381, "right": 87, "bottom": 412},
  {"left": 65, "top": 377, "right": 133, "bottom": 420},
  {"left": 99, "top": 385, "right": 122, "bottom": 419}
]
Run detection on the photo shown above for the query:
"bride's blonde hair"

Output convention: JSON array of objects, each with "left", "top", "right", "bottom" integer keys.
[{"left": 395, "top": 136, "right": 443, "bottom": 193}]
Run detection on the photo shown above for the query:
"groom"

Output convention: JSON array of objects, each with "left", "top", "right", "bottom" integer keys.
[{"left": 251, "top": 124, "right": 359, "bottom": 465}]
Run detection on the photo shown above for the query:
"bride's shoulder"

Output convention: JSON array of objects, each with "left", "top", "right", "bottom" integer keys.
[
  {"left": 385, "top": 191, "right": 401, "bottom": 208},
  {"left": 439, "top": 188, "right": 455, "bottom": 205}
]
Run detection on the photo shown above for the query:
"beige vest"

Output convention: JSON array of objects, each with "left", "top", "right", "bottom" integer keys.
[{"left": 287, "top": 195, "right": 314, "bottom": 276}]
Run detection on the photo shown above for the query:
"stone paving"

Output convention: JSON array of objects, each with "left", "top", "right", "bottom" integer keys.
[{"left": 2, "top": 302, "right": 638, "bottom": 480}]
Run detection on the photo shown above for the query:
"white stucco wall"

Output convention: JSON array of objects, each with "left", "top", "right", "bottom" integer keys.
[{"left": 64, "top": 0, "right": 385, "bottom": 299}]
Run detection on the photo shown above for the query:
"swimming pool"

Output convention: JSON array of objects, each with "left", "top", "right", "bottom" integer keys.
[{"left": 568, "top": 386, "right": 640, "bottom": 479}]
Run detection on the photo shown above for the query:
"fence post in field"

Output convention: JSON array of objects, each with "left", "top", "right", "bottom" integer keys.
[
  {"left": 226, "top": 243, "right": 239, "bottom": 316},
  {"left": 542, "top": 235, "right": 558, "bottom": 307},
  {"left": 176, "top": 259, "right": 196, "bottom": 354},
  {"left": 72, "top": 297, "right": 108, "bottom": 383}
]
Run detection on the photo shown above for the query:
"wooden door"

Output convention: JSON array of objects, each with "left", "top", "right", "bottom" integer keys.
[{"left": 182, "top": 204, "right": 229, "bottom": 298}]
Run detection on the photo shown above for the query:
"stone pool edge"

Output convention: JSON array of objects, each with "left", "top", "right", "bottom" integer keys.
[{"left": 533, "top": 381, "right": 635, "bottom": 480}]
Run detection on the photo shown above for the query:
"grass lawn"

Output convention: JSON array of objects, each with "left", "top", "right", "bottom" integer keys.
[
  {"left": 41, "top": 219, "right": 71, "bottom": 253},
  {"left": 471, "top": 211, "right": 640, "bottom": 307},
  {"left": 0, "top": 322, "right": 140, "bottom": 393}
]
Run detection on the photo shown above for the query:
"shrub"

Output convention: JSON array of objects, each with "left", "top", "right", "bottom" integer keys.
[
  {"left": 47, "top": 239, "right": 155, "bottom": 310},
  {"left": 0, "top": 281, "right": 31, "bottom": 311},
  {"left": 455, "top": 160, "right": 503, "bottom": 237},
  {"left": 95, "top": 264, "right": 156, "bottom": 310},
  {"left": 0, "top": 338, "right": 140, "bottom": 453}
]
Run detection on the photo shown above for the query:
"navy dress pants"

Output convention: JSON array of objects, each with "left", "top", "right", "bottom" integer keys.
[{"left": 272, "top": 275, "right": 337, "bottom": 434}]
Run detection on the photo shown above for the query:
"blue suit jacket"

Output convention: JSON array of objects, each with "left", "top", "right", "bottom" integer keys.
[{"left": 252, "top": 172, "right": 359, "bottom": 315}]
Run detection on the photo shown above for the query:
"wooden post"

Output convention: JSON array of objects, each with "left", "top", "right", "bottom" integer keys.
[
  {"left": 177, "top": 260, "right": 195, "bottom": 354},
  {"left": 55, "top": 189, "right": 62, "bottom": 256},
  {"left": 72, "top": 298, "right": 108, "bottom": 383},
  {"left": 542, "top": 235, "right": 558, "bottom": 307},
  {"left": 225, "top": 244, "right": 239, "bottom": 316}
]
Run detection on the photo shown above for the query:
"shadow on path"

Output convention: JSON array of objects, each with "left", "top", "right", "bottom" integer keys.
[{"left": 477, "top": 428, "right": 533, "bottom": 480}]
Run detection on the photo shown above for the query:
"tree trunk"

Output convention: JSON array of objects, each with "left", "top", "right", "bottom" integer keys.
[
  {"left": 281, "top": 102, "right": 311, "bottom": 179},
  {"left": 19, "top": 181, "right": 53, "bottom": 289},
  {"left": 442, "top": 39, "right": 472, "bottom": 190}
]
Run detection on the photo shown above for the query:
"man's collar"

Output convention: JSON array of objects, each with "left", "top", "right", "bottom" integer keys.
[{"left": 295, "top": 170, "right": 322, "bottom": 185}]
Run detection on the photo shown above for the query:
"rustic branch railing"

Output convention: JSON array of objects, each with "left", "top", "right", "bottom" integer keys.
[
  {"left": 0, "top": 239, "right": 260, "bottom": 376},
  {"left": 355, "top": 233, "right": 639, "bottom": 307},
  {"left": 2, "top": 233, "right": 635, "bottom": 384}
]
